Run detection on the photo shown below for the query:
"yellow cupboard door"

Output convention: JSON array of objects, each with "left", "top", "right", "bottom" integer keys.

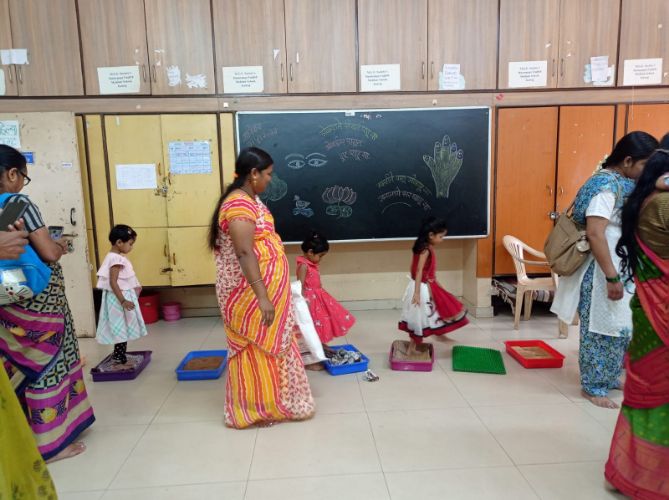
[
  {"left": 161, "top": 114, "right": 221, "bottom": 227},
  {"left": 129, "top": 228, "right": 172, "bottom": 287},
  {"left": 105, "top": 115, "right": 167, "bottom": 228},
  {"left": 76, "top": 116, "right": 98, "bottom": 284},
  {"left": 168, "top": 227, "right": 216, "bottom": 286}
]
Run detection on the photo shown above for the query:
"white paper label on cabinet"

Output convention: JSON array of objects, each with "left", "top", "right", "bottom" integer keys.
[
  {"left": 0, "top": 69, "right": 5, "bottom": 96},
  {"left": 623, "top": 58, "right": 663, "bottom": 86},
  {"left": 168, "top": 141, "right": 212, "bottom": 175},
  {"left": 508, "top": 61, "right": 548, "bottom": 88},
  {"left": 166, "top": 66, "right": 182, "bottom": 87},
  {"left": 360, "top": 64, "right": 401, "bottom": 92},
  {"left": 0, "top": 49, "right": 28, "bottom": 65},
  {"left": 97, "top": 66, "right": 141, "bottom": 94},
  {"left": 590, "top": 56, "right": 609, "bottom": 83},
  {"left": 222, "top": 66, "right": 264, "bottom": 93},
  {"left": 185, "top": 73, "right": 207, "bottom": 89},
  {"left": 115, "top": 164, "right": 158, "bottom": 190},
  {"left": 439, "top": 64, "right": 465, "bottom": 90},
  {"left": 0, "top": 120, "right": 21, "bottom": 148}
]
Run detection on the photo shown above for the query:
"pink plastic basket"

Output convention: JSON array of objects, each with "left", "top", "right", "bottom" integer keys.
[{"left": 161, "top": 302, "right": 182, "bottom": 322}]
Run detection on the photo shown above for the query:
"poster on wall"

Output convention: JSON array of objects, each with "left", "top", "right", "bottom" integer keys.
[
  {"left": 115, "top": 164, "right": 158, "bottom": 190},
  {"left": 0, "top": 120, "right": 21, "bottom": 148}
]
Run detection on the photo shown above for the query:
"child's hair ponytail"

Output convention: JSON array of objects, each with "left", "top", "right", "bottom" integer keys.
[
  {"left": 301, "top": 230, "right": 330, "bottom": 254},
  {"left": 412, "top": 216, "right": 448, "bottom": 254},
  {"left": 109, "top": 224, "right": 137, "bottom": 244}
]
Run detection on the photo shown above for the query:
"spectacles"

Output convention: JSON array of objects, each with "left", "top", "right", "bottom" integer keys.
[{"left": 19, "top": 171, "right": 31, "bottom": 186}]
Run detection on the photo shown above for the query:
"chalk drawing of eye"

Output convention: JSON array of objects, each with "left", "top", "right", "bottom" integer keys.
[
  {"left": 306, "top": 153, "right": 328, "bottom": 168},
  {"left": 285, "top": 153, "right": 305, "bottom": 170}
]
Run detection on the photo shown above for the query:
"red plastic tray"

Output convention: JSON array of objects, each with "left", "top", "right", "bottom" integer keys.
[{"left": 504, "top": 340, "right": 565, "bottom": 369}]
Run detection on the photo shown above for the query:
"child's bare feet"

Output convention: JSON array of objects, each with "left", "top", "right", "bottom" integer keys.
[
  {"left": 46, "top": 441, "right": 86, "bottom": 463},
  {"left": 582, "top": 391, "right": 619, "bottom": 409}
]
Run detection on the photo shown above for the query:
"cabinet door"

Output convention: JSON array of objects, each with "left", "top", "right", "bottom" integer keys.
[
  {"left": 130, "top": 228, "right": 172, "bottom": 287},
  {"left": 358, "top": 0, "right": 428, "bottom": 91},
  {"left": 145, "top": 0, "right": 216, "bottom": 94},
  {"left": 8, "top": 0, "right": 83, "bottom": 95},
  {"left": 76, "top": 116, "right": 99, "bottom": 285},
  {"left": 168, "top": 227, "right": 216, "bottom": 286},
  {"left": 78, "top": 0, "right": 151, "bottom": 95},
  {"left": 618, "top": 0, "right": 669, "bottom": 86},
  {"left": 558, "top": 0, "right": 620, "bottom": 88},
  {"left": 285, "top": 0, "right": 357, "bottom": 93},
  {"left": 105, "top": 115, "right": 167, "bottom": 228},
  {"left": 0, "top": 0, "right": 17, "bottom": 96},
  {"left": 498, "top": 0, "right": 560, "bottom": 89},
  {"left": 495, "top": 107, "right": 558, "bottom": 275},
  {"left": 556, "top": 106, "right": 615, "bottom": 213},
  {"left": 427, "top": 0, "right": 498, "bottom": 90},
  {"left": 213, "top": 0, "right": 287, "bottom": 94},
  {"left": 161, "top": 114, "right": 221, "bottom": 227},
  {"left": 627, "top": 104, "right": 669, "bottom": 140}
]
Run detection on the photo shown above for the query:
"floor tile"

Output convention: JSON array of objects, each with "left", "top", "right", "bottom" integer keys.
[
  {"left": 58, "top": 492, "right": 105, "bottom": 500},
  {"left": 306, "top": 370, "right": 366, "bottom": 414},
  {"left": 245, "top": 473, "right": 390, "bottom": 500},
  {"left": 102, "top": 482, "right": 245, "bottom": 500},
  {"left": 154, "top": 378, "right": 225, "bottom": 424},
  {"left": 519, "top": 462, "right": 624, "bottom": 500}
]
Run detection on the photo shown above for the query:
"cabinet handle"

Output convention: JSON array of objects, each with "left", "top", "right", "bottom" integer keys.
[
  {"left": 289, "top": 63, "right": 293, "bottom": 81},
  {"left": 151, "top": 64, "right": 157, "bottom": 82},
  {"left": 280, "top": 62, "right": 284, "bottom": 82},
  {"left": 560, "top": 58, "right": 565, "bottom": 78},
  {"left": 17, "top": 65, "right": 23, "bottom": 84},
  {"left": 141, "top": 64, "right": 147, "bottom": 82},
  {"left": 559, "top": 186, "right": 564, "bottom": 196},
  {"left": 157, "top": 162, "right": 162, "bottom": 176},
  {"left": 164, "top": 244, "right": 168, "bottom": 257},
  {"left": 422, "top": 62, "right": 425, "bottom": 79},
  {"left": 551, "top": 59, "right": 556, "bottom": 78},
  {"left": 172, "top": 253, "right": 177, "bottom": 265},
  {"left": 546, "top": 185, "right": 553, "bottom": 196},
  {"left": 7, "top": 65, "right": 13, "bottom": 83},
  {"left": 430, "top": 61, "right": 434, "bottom": 79}
]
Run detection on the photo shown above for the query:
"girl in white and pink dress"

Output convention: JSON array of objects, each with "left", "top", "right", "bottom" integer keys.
[{"left": 96, "top": 225, "right": 147, "bottom": 364}]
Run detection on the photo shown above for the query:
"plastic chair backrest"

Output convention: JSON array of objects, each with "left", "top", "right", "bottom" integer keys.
[{"left": 503, "top": 235, "right": 530, "bottom": 281}]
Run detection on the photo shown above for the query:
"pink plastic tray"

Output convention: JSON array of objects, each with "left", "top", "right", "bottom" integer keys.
[{"left": 389, "top": 342, "right": 434, "bottom": 372}]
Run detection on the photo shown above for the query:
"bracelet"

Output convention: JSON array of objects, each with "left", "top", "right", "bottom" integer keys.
[
  {"left": 248, "top": 278, "right": 263, "bottom": 286},
  {"left": 605, "top": 274, "right": 621, "bottom": 283}
]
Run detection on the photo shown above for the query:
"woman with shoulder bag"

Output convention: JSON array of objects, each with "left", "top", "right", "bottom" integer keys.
[{"left": 551, "top": 132, "right": 658, "bottom": 409}]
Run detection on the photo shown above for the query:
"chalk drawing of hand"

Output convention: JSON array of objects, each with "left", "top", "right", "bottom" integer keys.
[
  {"left": 422, "top": 135, "right": 464, "bottom": 198},
  {"left": 260, "top": 173, "right": 288, "bottom": 202}
]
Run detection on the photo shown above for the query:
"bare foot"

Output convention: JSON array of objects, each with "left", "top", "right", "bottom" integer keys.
[
  {"left": 582, "top": 391, "right": 619, "bottom": 409},
  {"left": 612, "top": 379, "right": 624, "bottom": 391},
  {"left": 46, "top": 441, "right": 86, "bottom": 463}
]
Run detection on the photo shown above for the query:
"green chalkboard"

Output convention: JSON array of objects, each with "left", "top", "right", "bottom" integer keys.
[{"left": 236, "top": 108, "right": 490, "bottom": 242}]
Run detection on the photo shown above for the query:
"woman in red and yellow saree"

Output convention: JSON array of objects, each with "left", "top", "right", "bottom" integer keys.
[
  {"left": 208, "top": 148, "right": 314, "bottom": 429},
  {"left": 608, "top": 143, "right": 669, "bottom": 499}
]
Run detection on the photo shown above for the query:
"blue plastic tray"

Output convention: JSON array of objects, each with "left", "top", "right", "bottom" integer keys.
[
  {"left": 176, "top": 350, "right": 227, "bottom": 381},
  {"left": 323, "top": 344, "right": 369, "bottom": 376}
]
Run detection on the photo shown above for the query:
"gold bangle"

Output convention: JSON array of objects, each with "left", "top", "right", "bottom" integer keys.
[{"left": 248, "top": 278, "right": 263, "bottom": 286}]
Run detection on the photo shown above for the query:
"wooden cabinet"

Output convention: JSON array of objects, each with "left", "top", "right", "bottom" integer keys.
[
  {"left": 78, "top": 0, "right": 151, "bottom": 95},
  {"left": 494, "top": 105, "right": 615, "bottom": 275},
  {"left": 0, "top": 0, "right": 17, "bottom": 96},
  {"left": 8, "top": 0, "right": 83, "bottom": 95},
  {"left": 131, "top": 228, "right": 172, "bottom": 287},
  {"left": 168, "top": 227, "right": 215, "bottom": 286},
  {"left": 358, "top": 0, "right": 428, "bottom": 91},
  {"left": 427, "top": 0, "right": 498, "bottom": 90},
  {"left": 627, "top": 104, "right": 669, "bottom": 140},
  {"left": 499, "top": 0, "right": 620, "bottom": 89},
  {"left": 618, "top": 0, "right": 669, "bottom": 86},
  {"left": 285, "top": 0, "right": 357, "bottom": 93},
  {"left": 214, "top": 0, "right": 288, "bottom": 94},
  {"left": 144, "top": 0, "right": 216, "bottom": 94}
]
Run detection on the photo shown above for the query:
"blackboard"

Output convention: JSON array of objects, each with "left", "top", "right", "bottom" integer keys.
[{"left": 236, "top": 108, "right": 490, "bottom": 242}]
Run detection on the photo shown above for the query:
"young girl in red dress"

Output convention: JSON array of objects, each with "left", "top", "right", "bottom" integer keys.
[
  {"left": 399, "top": 217, "right": 469, "bottom": 354},
  {"left": 297, "top": 231, "right": 355, "bottom": 350}
]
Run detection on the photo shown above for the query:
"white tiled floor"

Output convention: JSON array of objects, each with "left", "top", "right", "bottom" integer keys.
[{"left": 51, "top": 307, "right": 626, "bottom": 499}]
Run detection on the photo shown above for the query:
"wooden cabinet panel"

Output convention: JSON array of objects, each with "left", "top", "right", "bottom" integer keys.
[
  {"left": 0, "top": 0, "right": 18, "bottom": 96},
  {"left": 214, "top": 0, "right": 287, "bottom": 94},
  {"left": 627, "top": 104, "right": 669, "bottom": 140},
  {"left": 78, "top": 0, "right": 151, "bottom": 95},
  {"left": 619, "top": 0, "right": 669, "bottom": 86},
  {"left": 556, "top": 106, "right": 615, "bottom": 213},
  {"left": 144, "top": 0, "right": 216, "bottom": 94},
  {"left": 427, "top": 0, "right": 498, "bottom": 90},
  {"left": 130, "top": 228, "right": 171, "bottom": 287},
  {"left": 285, "top": 0, "right": 357, "bottom": 93},
  {"left": 8, "top": 0, "right": 83, "bottom": 95},
  {"left": 498, "top": 0, "right": 560, "bottom": 89},
  {"left": 105, "top": 115, "right": 167, "bottom": 228},
  {"left": 358, "top": 0, "right": 428, "bottom": 91},
  {"left": 168, "top": 227, "right": 216, "bottom": 286},
  {"left": 558, "top": 0, "right": 620, "bottom": 88},
  {"left": 495, "top": 107, "right": 558, "bottom": 275},
  {"left": 161, "top": 114, "right": 221, "bottom": 227}
]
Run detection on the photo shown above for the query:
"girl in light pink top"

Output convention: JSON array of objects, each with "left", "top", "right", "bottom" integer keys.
[{"left": 96, "top": 225, "right": 147, "bottom": 364}]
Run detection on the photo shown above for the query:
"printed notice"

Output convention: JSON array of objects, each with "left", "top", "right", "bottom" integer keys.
[
  {"left": 590, "top": 56, "right": 609, "bottom": 83},
  {"left": 0, "top": 120, "right": 21, "bottom": 148},
  {"left": 168, "top": 141, "right": 212, "bottom": 175},
  {"left": 115, "top": 164, "right": 157, "bottom": 190},
  {"left": 223, "top": 66, "right": 264, "bottom": 93},
  {"left": 97, "top": 66, "right": 141, "bottom": 94},
  {"left": 0, "top": 68, "right": 5, "bottom": 96},
  {"left": 0, "top": 49, "right": 28, "bottom": 65},
  {"left": 439, "top": 64, "right": 465, "bottom": 90},
  {"left": 508, "top": 60, "right": 548, "bottom": 88},
  {"left": 623, "top": 58, "right": 663, "bottom": 86},
  {"left": 360, "top": 64, "right": 401, "bottom": 92}
]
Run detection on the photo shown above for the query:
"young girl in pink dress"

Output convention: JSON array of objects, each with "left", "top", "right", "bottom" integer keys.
[
  {"left": 399, "top": 217, "right": 468, "bottom": 354},
  {"left": 297, "top": 231, "right": 355, "bottom": 349}
]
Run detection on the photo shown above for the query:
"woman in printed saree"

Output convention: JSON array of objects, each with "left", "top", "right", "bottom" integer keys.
[
  {"left": 552, "top": 132, "right": 658, "bottom": 409},
  {"left": 606, "top": 138, "right": 669, "bottom": 499},
  {"left": 208, "top": 147, "right": 314, "bottom": 429},
  {"left": 0, "top": 145, "right": 94, "bottom": 462}
]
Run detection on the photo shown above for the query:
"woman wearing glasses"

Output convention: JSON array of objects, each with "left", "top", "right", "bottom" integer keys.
[{"left": 0, "top": 144, "right": 94, "bottom": 462}]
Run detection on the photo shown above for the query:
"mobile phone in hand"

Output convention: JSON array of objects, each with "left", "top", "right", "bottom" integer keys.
[
  {"left": 48, "top": 226, "right": 64, "bottom": 239},
  {"left": 0, "top": 199, "right": 29, "bottom": 231}
]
